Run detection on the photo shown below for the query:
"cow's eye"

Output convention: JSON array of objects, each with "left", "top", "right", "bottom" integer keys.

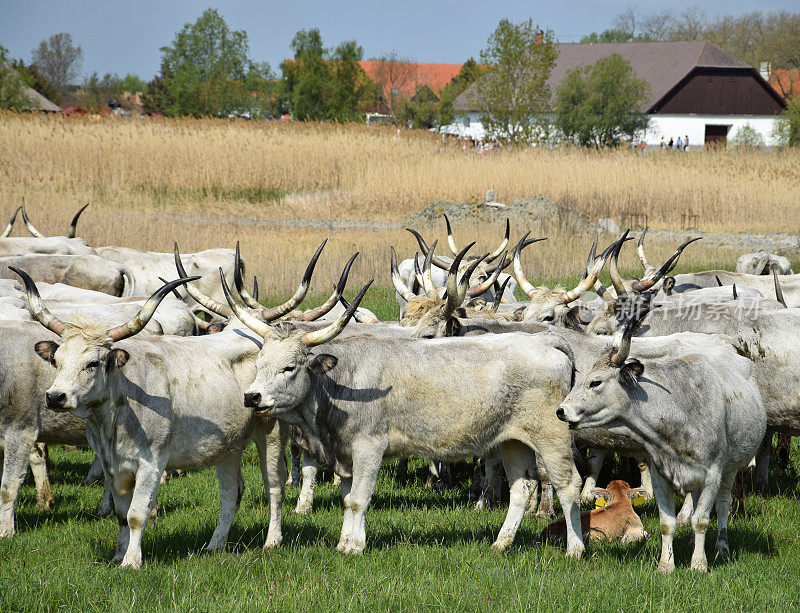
[
  {"left": 541, "top": 313, "right": 555, "bottom": 323},
  {"left": 86, "top": 360, "right": 100, "bottom": 369},
  {"left": 282, "top": 363, "right": 296, "bottom": 373},
  {"left": 589, "top": 380, "right": 602, "bottom": 389}
]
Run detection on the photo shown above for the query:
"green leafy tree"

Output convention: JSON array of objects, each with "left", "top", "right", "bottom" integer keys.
[
  {"left": 474, "top": 20, "right": 558, "bottom": 146},
  {"left": 328, "top": 40, "right": 365, "bottom": 121},
  {"left": 76, "top": 72, "right": 123, "bottom": 112},
  {"left": 0, "top": 45, "right": 31, "bottom": 109},
  {"left": 396, "top": 85, "right": 439, "bottom": 129},
  {"left": 141, "top": 61, "right": 176, "bottom": 114},
  {"left": 282, "top": 28, "right": 330, "bottom": 120},
  {"left": 772, "top": 98, "right": 800, "bottom": 147},
  {"left": 120, "top": 74, "right": 147, "bottom": 93},
  {"left": 31, "top": 32, "right": 82, "bottom": 100},
  {"left": 158, "top": 8, "right": 271, "bottom": 116},
  {"left": 437, "top": 58, "right": 484, "bottom": 125},
  {"left": 555, "top": 53, "right": 650, "bottom": 147},
  {"left": 10, "top": 58, "right": 59, "bottom": 104},
  {"left": 580, "top": 29, "right": 653, "bottom": 43}
]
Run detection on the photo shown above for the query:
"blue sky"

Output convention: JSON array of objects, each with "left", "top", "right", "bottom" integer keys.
[{"left": 1, "top": 1, "right": 794, "bottom": 80}]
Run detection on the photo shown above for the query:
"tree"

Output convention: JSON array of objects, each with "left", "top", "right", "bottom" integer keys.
[
  {"left": 327, "top": 40, "right": 365, "bottom": 121},
  {"left": 158, "top": 8, "right": 271, "bottom": 116},
  {"left": 0, "top": 45, "right": 31, "bottom": 110},
  {"left": 282, "top": 28, "right": 330, "bottom": 120},
  {"left": 120, "top": 74, "right": 147, "bottom": 93},
  {"left": 396, "top": 85, "right": 439, "bottom": 129},
  {"left": 772, "top": 98, "right": 800, "bottom": 147},
  {"left": 555, "top": 53, "right": 650, "bottom": 147},
  {"left": 437, "top": 58, "right": 485, "bottom": 125},
  {"left": 76, "top": 72, "right": 123, "bottom": 112},
  {"left": 141, "top": 62, "right": 176, "bottom": 115},
  {"left": 10, "top": 58, "right": 58, "bottom": 104},
  {"left": 371, "top": 51, "right": 418, "bottom": 116},
  {"left": 474, "top": 20, "right": 558, "bottom": 146},
  {"left": 730, "top": 123, "right": 765, "bottom": 149},
  {"left": 31, "top": 33, "right": 82, "bottom": 100}
]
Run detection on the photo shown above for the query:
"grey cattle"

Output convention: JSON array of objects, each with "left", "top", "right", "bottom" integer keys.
[
  {"left": 1, "top": 204, "right": 96, "bottom": 256},
  {"left": 736, "top": 251, "right": 793, "bottom": 276},
  {"left": 668, "top": 270, "right": 800, "bottom": 306},
  {"left": 223, "top": 278, "right": 586, "bottom": 558},
  {"left": 557, "top": 313, "right": 766, "bottom": 573},
  {"left": 0, "top": 254, "right": 134, "bottom": 296},
  {"left": 17, "top": 272, "right": 286, "bottom": 569}
]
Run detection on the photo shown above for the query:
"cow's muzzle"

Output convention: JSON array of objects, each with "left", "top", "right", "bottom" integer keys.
[
  {"left": 244, "top": 392, "right": 275, "bottom": 414},
  {"left": 45, "top": 390, "right": 67, "bottom": 410},
  {"left": 555, "top": 406, "right": 578, "bottom": 429}
]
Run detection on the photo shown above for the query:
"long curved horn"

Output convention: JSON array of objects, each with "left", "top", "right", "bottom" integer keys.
[
  {"left": 511, "top": 232, "right": 548, "bottom": 299},
  {"left": 233, "top": 242, "right": 261, "bottom": 309},
  {"left": 581, "top": 234, "right": 599, "bottom": 281},
  {"left": 486, "top": 277, "right": 511, "bottom": 314},
  {"left": 157, "top": 276, "right": 183, "bottom": 300},
  {"left": 298, "top": 253, "right": 359, "bottom": 321},
  {"left": 444, "top": 214, "right": 459, "bottom": 257},
  {"left": 406, "top": 228, "right": 454, "bottom": 270},
  {"left": 484, "top": 218, "right": 511, "bottom": 264},
  {"left": 219, "top": 268, "right": 272, "bottom": 338},
  {"left": 106, "top": 276, "right": 200, "bottom": 341},
  {"left": 421, "top": 239, "right": 439, "bottom": 299},
  {"left": 2, "top": 206, "right": 20, "bottom": 238},
  {"left": 174, "top": 242, "right": 232, "bottom": 317},
  {"left": 391, "top": 246, "right": 416, "bottom": 302},
  {"left": 10, "top": 266, "right": 67, "bottom": 336},
  {"left": 302, "top": 280, "right": 373, "bottom": 346},
  {"left": 637, "top": 229, "right": 651, "bottom": 271},
  {"left": 257, "top": 239, "right": 327, "bottom": 322},
  {"left": 561, "top": 235, "right": 624, "bottom": 304},
  {"left": 339, "top": 294, "right": 379, "bottom": 323},
  {"left": 68, "top": 203, "right": 90, "bottom": 239},
  {"left": 610, "top": 323, "right": 632, "bottom": 365},
  {"left": 467, "top": 250, "right": 505, "bottom": 297},
  {"left": 443, "top": 242, "right": 476, "bottom": 318},
  {"left": 772, "top": 264, "right": 787, "bottom": 307},
  {"left": 715, "top": 275, "right": 723, "bottom": 287},
  {"left": 632, "top": 237, "right": 700, "bottom": 292},
  {"left": 609, "top": 230, "right": 631, "bottom": 297},
  {"left": 21, "top": 201, "right": 45, "bottom": 238}
]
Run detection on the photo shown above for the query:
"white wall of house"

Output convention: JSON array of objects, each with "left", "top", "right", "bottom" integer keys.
[
  {"left": 443, "top": 112, "right": 781, "bottom": 147},
  {"left": 644, "top": 114, "right": 780, "bottom": 147}
]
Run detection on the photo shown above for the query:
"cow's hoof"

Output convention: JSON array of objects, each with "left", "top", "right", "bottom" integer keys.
[
  {"left": 490, "top": 539, "right": 510, "bottom": 552},
  {"left": 536, "top": 509, "right": 554, "bottom": 520},
  {"left": 715, "top": 542, "right": 730, "bottom": 561},
  {"left": 0, "top": 526, "right": 15, "bottom": 539},
  {"left": 120, "top": 558, "right": 142, "bottom": 570},
  {"left": 263, "top": 535, "right": 282, "bottom": 549},
  {"left": 294, "top": 502, "right": 312, "bottom": 516},
  {"left": 36, "top": 497, "right": 55, "bottom": 511},
  {"left": 565, "top": 545, "right": 585, "bottom": 559},
  {"left": 97, "top": 504, "right": 114, "bottom": 518},
  {"left": 656, "top": 562, "right": 675, "bottom": 574},
  {"left": 336, "top": 541, "right": 364, "bottom": 555},
  {"left": 690, "top": 559, "right": 708, "bottom": 572}
]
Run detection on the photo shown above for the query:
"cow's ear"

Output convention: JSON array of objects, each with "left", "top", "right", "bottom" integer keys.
[
  {"left": 105, "top": 348, "right": 130, "bottom": 372},
  {"left": 629, "top": 488, "right": 643, "bottom": 500},
  {"left": 563, "top": 306, "right": 584, "bottom": 331},
  {"left": 512, "top": 307, "right": 525, "bottom": 322},
  {"left": 619, "top": 358, "right": 644, "bottom": 387},
  {"left": 590, "top": 487, "right": 609, "bottom": 500},
  {"left": 35, "top": 341, "right": 59, "bottom": 364},
  {"left": 207, "top": 321, "right": 226, "bottom": 334},
  {"left": 445, "top": 317, "right": 461, "bottom": 337},
  {"left": 308, "top": 354, "right": 337, "bottom": 375}
]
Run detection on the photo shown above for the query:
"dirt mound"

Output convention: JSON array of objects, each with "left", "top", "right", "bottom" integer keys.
[{"left": 405, "top": 195, "right": 594, "bottom": 234}]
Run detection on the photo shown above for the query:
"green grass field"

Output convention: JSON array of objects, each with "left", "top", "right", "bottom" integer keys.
[{"left": 2, "top": 446, "right": 800, "bottom": 612}]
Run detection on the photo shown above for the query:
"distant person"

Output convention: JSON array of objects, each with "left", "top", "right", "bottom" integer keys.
[
  {"left": 676, "top": 136, "right": 683, "bottom": 150},
  {"left": 668, "top": 137, "right": 674, "bottom": 149},
  {"left": 660, "top": 137, "right": 665, "bottom": 149},
  {"left": 684, "top": 135, "right": 689, "bottom": 151}
]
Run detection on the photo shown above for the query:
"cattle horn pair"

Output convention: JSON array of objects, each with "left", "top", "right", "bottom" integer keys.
[
  {"left": 630, "top": 237, "right": 701, "bottom": 292},
  {"left": 18, "top": 200, "right": 90, "bottom": 239},
  {"left": 2, "top": 206, "right": 21, "bottom": 238},
  {"left": 12, "top": 266, "right": 199, "bottom": 341},
  {"left": 444, "top": 214, "right": 509, "bottom": 264}
]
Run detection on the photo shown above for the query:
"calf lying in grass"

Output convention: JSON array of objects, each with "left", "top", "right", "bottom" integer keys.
[{"left": 541, "top": 480, "right": 648, "bottom": 544}]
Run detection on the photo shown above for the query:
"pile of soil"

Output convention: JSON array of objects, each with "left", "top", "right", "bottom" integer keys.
[{"left": 405, "top": 195, "right": 594, "bottom": 234}]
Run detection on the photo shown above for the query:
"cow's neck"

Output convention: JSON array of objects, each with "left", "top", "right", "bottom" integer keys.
[{"left": 84, "top": 396, "right": 122, "bottom": 479}]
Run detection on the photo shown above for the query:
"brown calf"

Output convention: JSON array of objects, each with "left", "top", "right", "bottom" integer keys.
[{"left": 541, "top": 480, "right": 649, "bottom": 544}]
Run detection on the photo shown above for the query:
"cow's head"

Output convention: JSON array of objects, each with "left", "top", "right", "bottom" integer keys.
[
  {"left": 13, "top": 267, "right": 197, "bottom": 416},
  {"left": 556, "top": 299, "right": 652, "bottom": 429},
  {"left": 590, "top": 480, "right": 644, "bottom": 506},
  {"left": 219, "top": 264, "right": 371, "bottom": 425}
]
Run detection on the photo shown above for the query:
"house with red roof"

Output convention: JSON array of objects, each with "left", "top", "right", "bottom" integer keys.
[{"left": 357, "top": 61, "right": 463, "bottom": 99}]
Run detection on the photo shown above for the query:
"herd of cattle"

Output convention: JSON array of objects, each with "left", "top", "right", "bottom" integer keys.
[{"left": 1, "top": 202, "right": 798, "bottom": 574}]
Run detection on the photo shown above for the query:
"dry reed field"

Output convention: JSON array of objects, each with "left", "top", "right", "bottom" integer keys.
[{"left": 2, "top": 112, "right": 799, "bottom": 300}]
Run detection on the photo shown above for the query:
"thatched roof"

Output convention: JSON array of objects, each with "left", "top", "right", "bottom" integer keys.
[{"left": 21, "top": 84, "right": 60, "bottom": 112}]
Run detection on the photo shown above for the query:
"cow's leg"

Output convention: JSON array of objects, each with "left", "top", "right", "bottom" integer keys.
[
  {"left": 580, "top": 448, "right": 607, "bottom": 502},
  {"left": 536, "top": 454, "right": 555, "bottom": 519},
  {"left": 206, "top": 457, "right": 243, "bottom": 552},
  {"left": 650, "top": 469, "right": 677, "bottom": 574},
  {"left": 525, "top": 478, "right": 540, "bottom": 516},
  {"left": 689, "top": 469, "right": 721, "bottom": 573},
  {"left": 338, "top": 442, "right": 384, "bottom": 555},
  {"left": 253, "top": 419, "right": 286, "bottom": 549},
  {"left": 492, "top": 440, "right": 536, "bottom": 551},
  {"left": 338, "top": 475, "right": 354, "bottom": 547},
  {"left": 477, "top": 450, "right": 503, "bottom": 510},
  {"left": 713, "top": 469, "right": 737, "bottom": 563},
  {"left": 677, "top": 492, "right": 694, "bottom": 525},
  {"left": 119, "top": 465, "right": 161, "bottom": 570},
  {"left": 83, "top": 453, "right": 104, "bottom": 485},
  {"left": 634, "top": 453, "right": 653, "bottom": 499},
  {"left": 535, "top": 441, "right": 583, "bottom": 558},
  {"left": 295, "top": 454, "right": 318, "bottom": 515},
  {"left": 0, "top": 433, "right": 35, "bottom": 538},
  {"left": 29, "top": 443, "right": 54, "bottom": 511},
  {"left": 753, "top": 431, "right": 771, "bottom": 494},
  {"left": 286, "top": 439, "right": 302, "bottom": 487}
]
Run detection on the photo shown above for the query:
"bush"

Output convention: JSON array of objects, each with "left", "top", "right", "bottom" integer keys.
[{"left": 730, "top": 123, "right": 765, "bottom": 149}]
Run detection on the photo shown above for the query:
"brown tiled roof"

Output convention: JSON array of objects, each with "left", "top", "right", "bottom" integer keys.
[
  {"left": 358, "top": 61, "right": 463, "bottom": 97},
  {"left": 454, "top": 41, "right": 754, "bottom": 113}
]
